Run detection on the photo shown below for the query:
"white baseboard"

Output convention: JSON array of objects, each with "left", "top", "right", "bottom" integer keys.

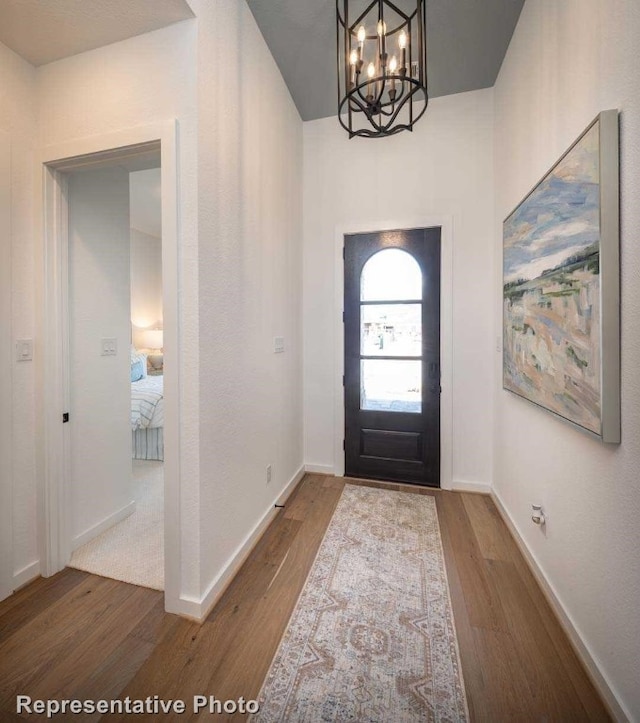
[
  {"left": 71, "top": 500, "right": 136, "bottom": 551},
  {"left": 450, "top": 479, "right": 492, "bottom": 494},
  {"left": 13, "top": 560, "right": 41, "bottom": 590},
  {"left": 304, "top": 464, "right": 334, "bottom": 475},
  {"left": 491, "top": 488, "right": 630, "bottom": 723},
  {"left": 177, "top": 464, "right": 306, "bottom": 622}
]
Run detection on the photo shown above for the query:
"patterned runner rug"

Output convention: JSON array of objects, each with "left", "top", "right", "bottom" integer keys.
[{"left": 253, "top": 484, "right": 469, "bottom": 722}]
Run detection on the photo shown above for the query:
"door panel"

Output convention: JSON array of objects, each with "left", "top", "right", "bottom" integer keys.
[
  {"left": 344, "top": 228, "right": 441, "bottom": 486},
  {"left": 361, "top": 429, "right": 422, "bottom": 460}
]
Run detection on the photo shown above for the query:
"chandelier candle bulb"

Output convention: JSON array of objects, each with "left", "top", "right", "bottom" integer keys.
[
  {"left": 377, "top": 19, "right": 386, "bottom": 58},
  {"left": 349, "top": 48, "right": 358, "bottom": 84},
  {"left": 399, "top": 30, "right": 407, "bottom": 73},
  {"left": 389, "top": 55, "right": 398, "bottom": 97},
  {"left": 367, "top": 61, "right": 375, "bottom": 98},
  {"left": 357, "top": 24, "right": 366, "bottom": 58}
]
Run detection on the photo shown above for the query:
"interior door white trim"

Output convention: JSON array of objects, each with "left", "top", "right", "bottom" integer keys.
[
  {"left": 0, "top": 130, "right": 13, "bottom": 602},
  {"left": 333, "top": 215, "right": 454, "bottom": 490},
  {"left": 35, "top": 121, "right": 182, "bottom": 613}
]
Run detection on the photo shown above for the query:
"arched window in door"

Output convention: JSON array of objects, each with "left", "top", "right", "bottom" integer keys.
[
  {"left": 359, "top": 249, "right": 423, "bottom": 413},
  {"left": 361, "top": 248, "right": 422, "bottom": 301}
]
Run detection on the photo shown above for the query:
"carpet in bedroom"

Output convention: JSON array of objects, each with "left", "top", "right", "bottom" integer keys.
[{"left": 69, "top": 460, "right": 164, "bottom": 591}]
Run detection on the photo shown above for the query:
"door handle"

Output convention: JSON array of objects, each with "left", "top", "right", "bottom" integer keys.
[{"left": 430, "top": 384, "right": 441, "bottom": 394}]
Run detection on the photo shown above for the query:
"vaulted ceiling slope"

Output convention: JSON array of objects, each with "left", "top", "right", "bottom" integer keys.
[
  {"left": 0, "top": 0, "right": 194, "bottom": 67},
  {"left": 247, "top": 0, "right": 525, "bottom": 121},
  {"left": 0, "top": 0, "right": 524, "bottom": 124}
]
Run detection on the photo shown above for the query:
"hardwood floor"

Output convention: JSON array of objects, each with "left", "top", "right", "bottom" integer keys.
[{"left": 0, "top": 474, "right": 611, "bottom": 721}]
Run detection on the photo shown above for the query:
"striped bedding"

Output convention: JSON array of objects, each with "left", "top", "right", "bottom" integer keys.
[
  {"left": 131, "top": 375, "right": 164, "bottom": 430},
  {"left": 132, "top": 426, "right": 163, "bottom": 461},
  {"left": 131, "top": 375, "right": 164, "bottom": 461}
]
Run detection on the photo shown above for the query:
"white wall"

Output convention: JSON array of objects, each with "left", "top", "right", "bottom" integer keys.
[
  {"left": 35, "top": 21, "right": 200, "bottom": 604},
  {"left": 189, "top": 0, "right": 304, "bottom": 604},
  {"left": 4, "top": 0, "right": 304, "bottom": 616},
  {"left": 32, "top": 3, "right": 304, "bottom": 614},
  {"left": 0, "top": 41, "right": 38, "bottom": 589},
  {"left": 68, "top": 167, "right": 133, "bottom": 546},
  {"left": 303, "top": 89, "right": 495, "bottom": 489},
  {"left": 130, "top": 227, "right": 162, "bottom": 349},
  {"left": 493, "top": 1, "right": 640, "bottom": 719}
]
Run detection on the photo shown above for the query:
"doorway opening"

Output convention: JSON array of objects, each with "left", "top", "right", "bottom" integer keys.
[
  {"left": 344, "top": 227, "right": 441, "bottom": 487},
  {"left": 37, "top": 123, "right": 180, "bottom": 611},
  {"left": 65, "top": 163, "right": 165, "bottom": 590}
]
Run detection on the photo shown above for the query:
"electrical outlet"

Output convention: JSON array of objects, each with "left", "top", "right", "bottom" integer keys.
[
  {"left": 531, "top": 503, "right": 545, "bottom": 526},
  {"left": 266, "top": 464, "right": 272, "bottom": 484}
]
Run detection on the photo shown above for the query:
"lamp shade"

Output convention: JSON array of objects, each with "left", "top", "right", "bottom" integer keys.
[{"left": 142, "top": 328, "right": 163, "bottom": 350}]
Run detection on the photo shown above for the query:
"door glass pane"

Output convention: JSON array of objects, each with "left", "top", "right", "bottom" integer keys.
[
  {"left": 361, "top": 248, "right": 422, "bottom": 301},
  {"left": 361, "top": 359, "right": 422, "bottom": 413},
  {"left": 361, "top": 304, "right": 422, "bottom": 357}
]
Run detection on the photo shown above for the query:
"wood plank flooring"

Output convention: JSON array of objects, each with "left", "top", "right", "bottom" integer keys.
[{"left": 0, "top": 474, "right": 612, "bottom": 721}]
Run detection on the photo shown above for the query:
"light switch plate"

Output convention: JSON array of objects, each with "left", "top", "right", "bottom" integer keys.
[
  {"left": 16, "top": 339, "right": 33, "bottom": 362},
  {"left": 101, "top": 338, "right": 117, "bottom": 356}
]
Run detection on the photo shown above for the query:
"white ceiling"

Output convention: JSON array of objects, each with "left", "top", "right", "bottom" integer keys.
[
  {"left": 0, "top": 0, "right": 193, "bottom": 66},
  {"left": 130, "top": 168, "right": 161, "bottom": 239}
]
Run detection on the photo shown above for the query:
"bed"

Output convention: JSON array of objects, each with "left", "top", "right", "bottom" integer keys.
[{"left": 131, "top": 349, "right": 164, "bottom": 461}]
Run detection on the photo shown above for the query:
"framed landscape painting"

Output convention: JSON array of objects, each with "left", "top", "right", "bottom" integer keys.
[{"left": 503, "top": 110, "right": 620, "bottom": 442}]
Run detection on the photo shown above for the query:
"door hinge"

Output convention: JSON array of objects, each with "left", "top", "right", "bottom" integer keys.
[
  {"left": 343, "top": 439, "right": 345, "bottom": 451},
  {"left": 342, "top": 247, "right": 345, "bottom": 260},
  {"left": 342, "top": 311, "right": 345, "bottom": 323},
  {"left": 342, "top": 374, "right": 345, "bottom": 386},
  {"left": 62, "top": 412, "right": 69, "bottom": 423}
]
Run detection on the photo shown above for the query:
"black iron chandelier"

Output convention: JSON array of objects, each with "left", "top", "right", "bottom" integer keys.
[{"left": 337, "top": 0, "right": 428, "bottom": 138}]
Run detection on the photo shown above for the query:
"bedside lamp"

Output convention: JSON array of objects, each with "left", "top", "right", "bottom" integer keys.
[{"left": 142, "top": 327, "right": 163, "bottom": 371}]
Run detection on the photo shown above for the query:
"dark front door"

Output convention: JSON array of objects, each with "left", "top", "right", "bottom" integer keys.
[{"left": 344, "top": 228, "right": 441, "bottom": 487}]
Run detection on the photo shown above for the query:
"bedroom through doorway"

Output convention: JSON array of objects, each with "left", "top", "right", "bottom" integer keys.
[{"left": 67, "top": 160, "right": 165, "bottom": 592}]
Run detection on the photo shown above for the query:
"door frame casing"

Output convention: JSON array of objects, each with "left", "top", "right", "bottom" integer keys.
[
  {"left": 0, "top": 130, "right": 13, "bottom": 601},
  {"left": 333, "top": 216, "right": 453, "bottom": 490},
  {"left": 35, "top": 121, "right": 181, "bottom": 612}
]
